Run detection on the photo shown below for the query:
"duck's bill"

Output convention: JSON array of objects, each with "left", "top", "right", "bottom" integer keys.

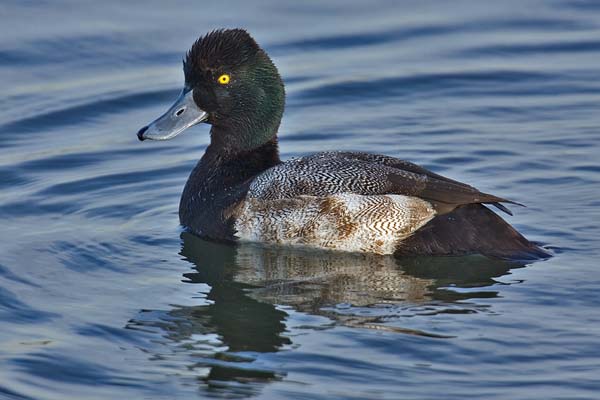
[{"left": 137, "top": 89, "right": 208, "bottom": 141}]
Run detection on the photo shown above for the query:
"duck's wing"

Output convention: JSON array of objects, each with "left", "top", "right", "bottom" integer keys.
[
  {"left": 248, "top": 151, "right": 520, "bottom": 216},
  {"left": 328, "top": 152, "right": 519, "bottom": 215}
]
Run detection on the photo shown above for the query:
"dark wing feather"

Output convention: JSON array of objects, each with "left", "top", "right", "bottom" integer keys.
[
  {"left": 386, "top": 171, "right": 517, "bottom": 214},
  {"left": 333, "top": 152, "right": 522, "bottom": 215},
  {"left": 249, "top": 151, "right": 521, "bottom": 215}
]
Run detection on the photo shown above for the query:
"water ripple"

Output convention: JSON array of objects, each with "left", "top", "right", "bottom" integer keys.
[
  {"left": 292, "top": 70, "right": 554, "bottom": 106},
  {"left": 0, "top": 88, "right": 178, "bottom": 134},
  {"left": 0, "top": 287, "right": 57, "bottom": 324}
]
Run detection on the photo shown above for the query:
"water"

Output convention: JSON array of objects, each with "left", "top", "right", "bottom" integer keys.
[{"left": 1, "top": 0, "right": 600, "bottom": 398}]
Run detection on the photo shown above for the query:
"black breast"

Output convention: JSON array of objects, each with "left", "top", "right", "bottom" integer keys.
[{"left": 179, "top": 138, "right": 281, "bottom": 240}]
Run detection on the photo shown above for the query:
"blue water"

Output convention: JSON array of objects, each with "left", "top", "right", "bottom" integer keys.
[{"left": 2, "top": 0, "right": 600, "bottom": 398}]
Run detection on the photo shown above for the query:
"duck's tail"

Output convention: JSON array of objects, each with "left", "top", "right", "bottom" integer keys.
[{"left": 395, "top": 204, "right": 551, "bottom": 262}]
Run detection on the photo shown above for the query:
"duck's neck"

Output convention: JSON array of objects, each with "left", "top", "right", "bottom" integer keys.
[{"left": 179, "top": 133, "right": 281, "bottom": 239}]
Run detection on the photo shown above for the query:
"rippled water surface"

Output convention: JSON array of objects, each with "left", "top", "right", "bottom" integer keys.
[{"left": 2, "top": 1, "right": 600, "bottom": 399}]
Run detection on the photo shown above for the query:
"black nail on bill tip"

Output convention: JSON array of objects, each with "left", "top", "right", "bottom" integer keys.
[{"left": 137, "top": 126, "right": 148, "bottom": 141}]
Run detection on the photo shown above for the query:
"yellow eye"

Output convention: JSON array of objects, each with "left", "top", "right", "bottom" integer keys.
[{"left": 217, "top": 74, "right": 230, "bottom": 85}]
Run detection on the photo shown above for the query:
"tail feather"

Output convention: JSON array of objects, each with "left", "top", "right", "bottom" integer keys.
[{"left": 395, "top": 204, "right": 551, "bottom": 261}]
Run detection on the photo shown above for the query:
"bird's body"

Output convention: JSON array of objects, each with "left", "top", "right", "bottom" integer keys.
[{"left": 138, "top": 29, "right": 549, "bottom": 261}]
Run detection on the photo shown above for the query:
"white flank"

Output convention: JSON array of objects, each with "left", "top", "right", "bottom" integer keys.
[{"left": 234, "top": 193, "right": 436, "bottom": 255}]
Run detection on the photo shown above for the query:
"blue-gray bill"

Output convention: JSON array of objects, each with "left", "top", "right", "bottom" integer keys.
[{"left": 137, "top": 89, "right": 207, "bottom": 141}]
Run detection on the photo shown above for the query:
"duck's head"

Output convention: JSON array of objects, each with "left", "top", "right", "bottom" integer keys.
[{"left": 138, "top": 29, "right": 285, "bottom": 151}]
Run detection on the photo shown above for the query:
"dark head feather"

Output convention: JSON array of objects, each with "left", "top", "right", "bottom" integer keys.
[
  {"left": 179, "top": 29, "right": 284, "bottom": 152},
  {"left": 184, "top": 29, "right": 259, "bottom": 78}
]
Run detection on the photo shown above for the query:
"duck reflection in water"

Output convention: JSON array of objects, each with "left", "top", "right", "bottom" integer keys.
[{"left": 128, "top": 232, "right": 525, "bottom": 394}]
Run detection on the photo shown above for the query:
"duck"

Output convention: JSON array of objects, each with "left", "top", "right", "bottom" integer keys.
[{"left": 137, "top": 29, "right": 549, "bottom": 261}]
